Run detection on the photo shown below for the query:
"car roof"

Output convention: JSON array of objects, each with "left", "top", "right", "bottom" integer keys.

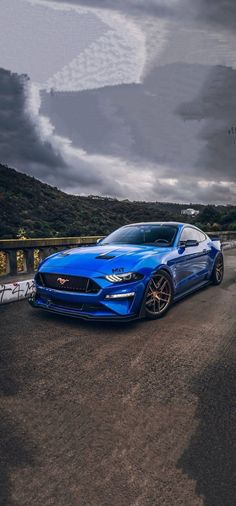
[{"left": 124, "top": 222, "right": 186, "bottom": 227}]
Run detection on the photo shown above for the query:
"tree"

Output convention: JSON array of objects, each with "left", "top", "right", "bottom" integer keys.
[
  {"left": 198, "top": 206, "right": 221, "bottom": 225},
  {"left": 220, "top": 210, "right": 236, "bottom": 226},
  {"left": 228, "top": 222, "right": 236, "bottom": 231}
]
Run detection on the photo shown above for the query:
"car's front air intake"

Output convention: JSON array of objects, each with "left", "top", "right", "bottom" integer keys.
[{"left": 36, "top": 273, "right": 100, "bottom": 294}]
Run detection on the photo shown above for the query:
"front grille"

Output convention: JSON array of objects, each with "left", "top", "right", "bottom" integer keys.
[
  {"left": 50, "top": 298, "right": 101, "bottom": 312},
  {"left": 36, "top": 273, "right": 100, "bottom": 294}
]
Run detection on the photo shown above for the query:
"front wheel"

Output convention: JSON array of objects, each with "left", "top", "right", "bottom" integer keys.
[
  {"left": 211, "top": 253, "right": 224, "bottom": 285},
  {"left": 144, "top": 270, "right": 174, "bottom": 319}
]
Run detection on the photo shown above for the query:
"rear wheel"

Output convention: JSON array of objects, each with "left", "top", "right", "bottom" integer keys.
[
  {"left": 144, "top": 270, "right": 173, "bottom": 319},
  {"left": 211, "top": 253, "right": 224, "bottom": 285}
]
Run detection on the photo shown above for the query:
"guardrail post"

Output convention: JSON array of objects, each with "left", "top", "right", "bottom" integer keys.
[
  {"left": 7, "top": 250, "right": 17, "bottom": 276},
  {"left": 25, "top": 248, "right": 35, "bottom": 274}
]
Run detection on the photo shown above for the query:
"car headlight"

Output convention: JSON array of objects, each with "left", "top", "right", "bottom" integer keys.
[{"left": 105, "top": 272, "right": 143, "bottom": 283}]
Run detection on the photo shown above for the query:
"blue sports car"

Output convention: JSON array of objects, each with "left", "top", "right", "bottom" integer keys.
[{"left": 29, "top": 222, "right": 224, "bottom": 321}]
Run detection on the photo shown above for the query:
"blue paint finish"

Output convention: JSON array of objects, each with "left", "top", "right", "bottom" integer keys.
[{"left": 30, "top": 223, "right": 222, "bottom": 320}]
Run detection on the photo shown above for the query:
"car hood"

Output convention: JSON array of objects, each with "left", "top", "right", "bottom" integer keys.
[{"left": 39, "top": 244, "right": 171, "bottom": 276}]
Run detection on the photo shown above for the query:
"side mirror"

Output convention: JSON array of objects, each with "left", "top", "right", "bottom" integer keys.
[
  {"left": 180, "top": 239, "right": 199, "bottom": 248},
  {"left": 96, "top": 238, "right": 103, "bottom": 244}
]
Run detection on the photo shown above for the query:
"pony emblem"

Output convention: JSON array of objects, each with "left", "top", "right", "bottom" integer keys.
[{"left": 57, "top": 277, "right": 70, "bottom": 285}]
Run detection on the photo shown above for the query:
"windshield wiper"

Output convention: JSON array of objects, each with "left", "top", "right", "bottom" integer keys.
[{"left": 143, "top": 242, "right": 171, "bottom": 247}]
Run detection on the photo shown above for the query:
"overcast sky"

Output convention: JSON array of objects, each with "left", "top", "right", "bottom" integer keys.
[{"left": 0, "top": 0, "right": 236, "bottom": 203}]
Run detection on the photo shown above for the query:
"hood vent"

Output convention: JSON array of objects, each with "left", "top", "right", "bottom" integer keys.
[{"left": 96, "top": 254, "right": 116, "bottom": 260}]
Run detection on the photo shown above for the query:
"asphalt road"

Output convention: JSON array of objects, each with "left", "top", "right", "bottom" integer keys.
[{"left": 1, "top": 249, "right": 236, "bottom": 506}]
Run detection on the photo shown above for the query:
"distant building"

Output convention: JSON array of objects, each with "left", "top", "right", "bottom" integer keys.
[
  {"left": 181, "top": 208, "right": 200, "bottom": 217},
  {"left": 88, "top": 195, "right": 106, "bottom": 200},
  {"left": 88, "top": 195, "right": 117, "bottom": 201}
]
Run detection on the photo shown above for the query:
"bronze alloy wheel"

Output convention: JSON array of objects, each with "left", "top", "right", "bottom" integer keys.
[
  {"left": 145, "top": 270, "right": 173, "bottom": 319},
  {"left": 216, "top": 257, "right": 224, "bottom": 282},
  {"left": 212, "top": 253, "right": 224, "bottom": 285}
]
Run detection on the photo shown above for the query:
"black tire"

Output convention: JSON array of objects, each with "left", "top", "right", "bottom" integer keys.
[
  {"left": 211, "top": 252, "right": 224, "bottom": 285},
  {"left": 144, "top": 269, "right": 174, "bottom": 320}
]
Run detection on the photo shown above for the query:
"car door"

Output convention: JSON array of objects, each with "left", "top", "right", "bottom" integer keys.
[{"left": 173, "top": 226, "right": 210, "bottom": 294}]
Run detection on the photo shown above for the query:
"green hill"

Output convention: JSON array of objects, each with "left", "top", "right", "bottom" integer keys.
[{"left": 0, "top": 164, "right": 235, "bottom": 239}]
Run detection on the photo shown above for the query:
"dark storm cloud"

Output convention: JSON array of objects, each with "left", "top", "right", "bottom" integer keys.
[
  {"left": 177, "top": 65, "right": 236, "bottom": 180},
  {"left": 1, "top": 64, "right": 234, "bottom": 203},
  {"left": 53, "top": 0, "right": 178, "bottom": 17},
  {"left": 0, "top": 68, "right": 118, "bottom": 196},
  {"left": 54, "top": 0, "right": 236, "bottom": 29},
  {"left": 2, "top": 2, "right": 235, "bottom": 204},
  {"left": 0, "top": 68, "right": 65, "bottom": 170},
  {"left": 40, "top": 86, "right": 135, "bottom": 158},
  {"left": 28, "top": 158, "right": 102, "bottom": 188},
  {"left": 198, "top": 0, "right": 236, "bottom": 32},
  {"left": 41, "top": 64, "right": 213, "bottom": 177},
  {"left": 40, "top": 61, "right": 236, "bottom": 203},
  {"left": 153, "top": 179, "right": 235, "bottom": 205}
]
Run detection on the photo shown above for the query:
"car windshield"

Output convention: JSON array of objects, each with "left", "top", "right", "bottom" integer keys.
[{"left": 101, "top": 225, "right": 178, "bottom": 246}]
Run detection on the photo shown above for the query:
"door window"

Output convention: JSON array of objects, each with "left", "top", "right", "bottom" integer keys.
[
  {"left": 180, "top": 227, "right": 205, "bottom": 243},
  {"left": 195, "top": 230, "right": 207, "bottom": 242}
]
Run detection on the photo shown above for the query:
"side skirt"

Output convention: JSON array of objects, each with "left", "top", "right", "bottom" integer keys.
[{"left": 173, "top": 280, "right": 210, "bottom": 303}]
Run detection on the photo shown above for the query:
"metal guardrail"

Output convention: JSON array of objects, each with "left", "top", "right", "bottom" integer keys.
[
  {"left": 0, "top": 232, "right": 235, "bottom": 278},
  {"left": 208, "top": 231, "right": 236, "bottom": 241}
]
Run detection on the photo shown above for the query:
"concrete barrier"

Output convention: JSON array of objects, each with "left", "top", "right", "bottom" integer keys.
[
  {"left": 223, "top": 241, "right": 236, "bottom": 250},
  {"left": 0, "top": 279, "right": 35, "bottom": 305}
]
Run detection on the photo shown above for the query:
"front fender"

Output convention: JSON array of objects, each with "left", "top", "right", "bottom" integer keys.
[{"left": 153, "top": 263, "right": 174, "bottom": 279}]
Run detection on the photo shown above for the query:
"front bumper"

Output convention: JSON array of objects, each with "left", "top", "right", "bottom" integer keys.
[{"left": 29, "top": 277, "right": 147, "bottom": 321}]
